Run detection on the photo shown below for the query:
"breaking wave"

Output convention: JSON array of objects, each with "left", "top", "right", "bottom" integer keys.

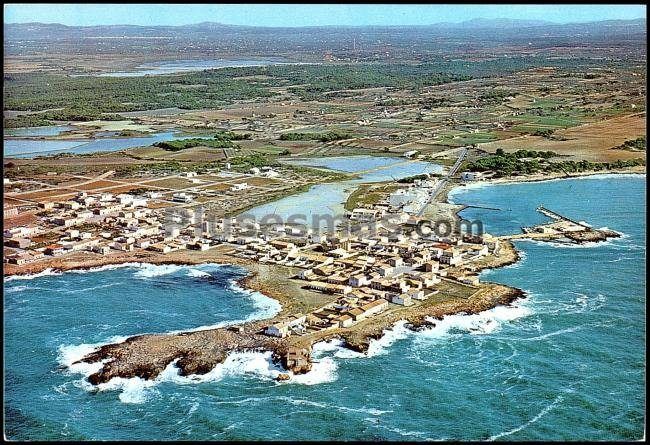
[
  {"left": 57, "top": 293, "right": 532, "bottom": 404},
  {"left": 133, "top": 264, "right": 186, "bottom": 278},
  {"left": 4, "top": 268, "right": 62, "bottom": 281},
  {"left": 52, "top": 258, "right": 530, "bottom": 403},
  {"left": 518, "top": 238, "right": 618, "bottom": 249},
  {"left": 186, "top": 269, "right": 211, "bottom": 278},
  {"left": 58, "top": 335, "right": 128, "bottom": 377},
  {"left": 62, "top": 347, "right": 339, "bottom": 404}
]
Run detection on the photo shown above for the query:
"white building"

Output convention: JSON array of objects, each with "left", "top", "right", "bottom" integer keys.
[
  {"left": 349, "top": 274, "right": 371, "bottom": 287},
  {"left": 172, "top": 192, "right": 194, "bottom": 203},
  {"left": 231, "top": 182, "right": 249, "bottom": 191}
]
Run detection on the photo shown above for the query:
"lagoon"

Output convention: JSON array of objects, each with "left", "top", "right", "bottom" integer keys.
[
  {"left": 246, "top": 156, "right": 443, "bottom": 228},
  {"left": 98, "top": 58, "right": 294, "bottom": 77},
  {"left": 3, "top": 131, "right": 205, "bottom": 158}
]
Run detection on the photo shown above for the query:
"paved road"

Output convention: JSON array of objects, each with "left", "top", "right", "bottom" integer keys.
[{"left": 416, "top": 146, "right": 468, "bottom": 216}]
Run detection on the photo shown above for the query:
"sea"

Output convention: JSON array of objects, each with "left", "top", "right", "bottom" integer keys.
[{"left": 4, "top": 174, "right": 645, "bottom": 440}]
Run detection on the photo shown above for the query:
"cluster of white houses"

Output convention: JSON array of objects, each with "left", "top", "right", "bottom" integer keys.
[
  {"left": 4, "top": 180, "right": 501, "bottom": 339},
  {"left": 253, "top": 225, "right": 498, "bottom": 337},
  {"left": 3, "top": 191, "right": 217, "bottom": 265}
]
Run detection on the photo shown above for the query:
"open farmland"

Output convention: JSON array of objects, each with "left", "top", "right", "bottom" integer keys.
[{"left": 479, "top": 113, "right": 646, "bottom": 162}]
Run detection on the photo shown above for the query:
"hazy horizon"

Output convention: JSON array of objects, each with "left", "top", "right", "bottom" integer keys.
[{"left": 3, "top": 4, "right": 647, "bottom": 27}]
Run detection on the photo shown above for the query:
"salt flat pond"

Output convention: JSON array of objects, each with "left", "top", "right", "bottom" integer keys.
[
  {"left": 4, "top": 125, "right": 75, "bottom": 137},
  {"left": 3, "top": 130, "right": 205, "bottom": 158},
  {"left": 97, "top": 58, "right": 295, "bottom": 77},
  {"left": 246, "top": 156, "right": 443, "bottom": 227}
]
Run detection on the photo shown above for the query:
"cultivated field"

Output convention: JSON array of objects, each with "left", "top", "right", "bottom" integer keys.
[{"left": 479, "top": 113, "right": 646, "bottom": 162}]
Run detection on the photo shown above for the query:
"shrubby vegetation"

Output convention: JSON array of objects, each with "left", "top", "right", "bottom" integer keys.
[
  {"left": 279, "top": 130, "right": 352, "bottom": 142},
  {"left": 613, "top": 136, "right": 646, "bottom": 151},
  {"left": 154, "top": 131, "right": 250, "bottom": 151},
  {"left": 4, "top": 114, "right": 53, "bottom": 128},
  {"left": 3, "top": 57, "right": 631, "bottom": 127},
  {"left": 533, "top": 129, "right": 555, "bottom": 138},
  {"left": 213, "top": 130, "right": 251, "bottom": 141},
  {"left": 478, "top": 90, "right": 513, "bottom": 104},
  {"left": 283, "top": 65, "right": 471, "bottom": 100},
  {"left": 397, "top": 174, "right": 431, "bottom": 183},
  {"left": 467, "top": 149, "right": 644, "bottom": 177},
  {"left": 4, "top": 109, "right": 124, "bottom": 128},
  {"left": 154, "top": 138, "right": 235, "bottom": 151},
  {"left": 6, "top": 57, "right": 585, "bottom": 121}
]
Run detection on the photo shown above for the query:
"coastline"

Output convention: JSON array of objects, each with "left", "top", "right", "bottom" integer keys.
[
  {"left": 3, "top": 236, "right": 526, "bottom": 384},
  {"left": 5, "top": 169, "right": 641, "bottom": 385},
  {"left": 446, "top": 167, "right": 646, "bottom": 223},
  {"left": 475, "top": 166, "right": 646, "bottom": 186}
]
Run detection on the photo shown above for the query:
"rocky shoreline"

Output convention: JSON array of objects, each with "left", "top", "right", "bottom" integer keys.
[
  {"left": 75, "top": 279, "right": 524, "bottom": 385},
  {"left": 12, "top": 170, "right": 631, "bottom": 385},
  {"left": 61, "top": 234, "right": 525, "bottom": 384},
  {"left": 3, "top": 234, "right": 528, "bottom": 384},
  {"left": 3, "top": 178, "right": 533, "bottom": 385}
]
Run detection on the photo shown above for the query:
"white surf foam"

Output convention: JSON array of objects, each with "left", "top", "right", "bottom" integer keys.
[
  {"left": 60, "top": 283, "right": 118, "bottom": 294},
  {"left": 4, "top": 284, "right": 35, "bottom": 293},
  {"left": 68, "top": 262, "right": 141, "bottom": 274},
  {"left": 60, "top": 298, "right": 532, "bottom": 402},
  {"left": 58, "top": 335, "right": 128, "bottom": 377},
  {"left": 4, "top": 268, "right": 62, "bottom": 282},
  {"left": 518, "top": 237, "right": 617, "bottom": 249},
  {"left": 133, "top": 263, "right": 185, "bottom": 278},
  {"left": 187, "top": 268, "right": 211, "bottom": 278},
  {"left": 416, "top": 302, "right": 532, "bottom": 341},
  {"left": 282, "top": 397, "right": 389, "bottom": 415},
  {"left": 72, "top": 345, "right": 342, "bottom": 404},
  {"left": 287, "top": 356, "right": 338, "bottom": 385}
]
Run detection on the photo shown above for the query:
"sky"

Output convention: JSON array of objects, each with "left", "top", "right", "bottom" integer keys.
[{"left": 3, "top": 4, "right": 647, "bottom": 27}]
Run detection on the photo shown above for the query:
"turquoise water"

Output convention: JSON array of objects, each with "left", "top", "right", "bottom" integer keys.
[
  {"left": 3, "top": 132, "right": 206, "bottom": 158},
  {"left": 4, "top": 175, "right": 645, "bottom": 440}
]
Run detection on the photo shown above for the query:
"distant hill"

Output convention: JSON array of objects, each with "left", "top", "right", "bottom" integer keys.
[
  {"left": 4, "top": 17, "right": 645, "bottom": 61},
  {"left": 436, "top": 18, "right": 555, "bottom": 28},
  {"left": 4, "top": 18, "right": 646, "bottom": 40}
]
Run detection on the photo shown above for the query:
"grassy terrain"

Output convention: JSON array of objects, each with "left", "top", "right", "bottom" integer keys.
[{"left": 345, "top": 183, "right": 401, "bottom": 211}]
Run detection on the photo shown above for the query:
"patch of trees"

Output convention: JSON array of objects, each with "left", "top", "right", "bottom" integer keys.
[
  {"left": 397, "top": 174, "right": 430, "bottom": 183},
  {"left": 419, "top": 97, "right": 450, "bottom": 109},
  {"left": 279, "top": 130, "right": 352, "bottom": 142},
  {"left": 613, "top": 136, "right": 646, "bottom": 151},
  {"left": 155, "top": 138, "right": 235, "bottom": 151},
  {"left": 533, "top": 129, "right": 555, "bottom": 138},
  {"left": 213, "top": 130, "right": 251, "bottom": 141},
  {"left": 4, "top": 114, "right": 53, "bottom": 128},
  {"left": 468, "top": 150, "right": 644, "bottom": 177},
  {"left": 154, "top": 130, "right": 251, "bottom": 151},
  {"left": 4, "top": 110, "right": 124, "bottom": 128},
  {"left": 478, "top": 90, "right": 513, "bottom": 104},
  {"left": 230, "top": 153, "right": 278, "bottom": 169},
  {"left": 494, "top": 148, "right": 558, "bottom": 158}
]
